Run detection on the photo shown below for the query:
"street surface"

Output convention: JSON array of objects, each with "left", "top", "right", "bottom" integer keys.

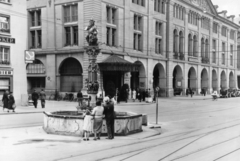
[{"left": 0, "top": 96, "right": 240, "bottom": 161}]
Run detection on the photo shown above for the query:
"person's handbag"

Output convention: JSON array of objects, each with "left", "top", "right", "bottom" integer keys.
[{"left": 12, "top": 103, "right": 16, "bottom": 109}]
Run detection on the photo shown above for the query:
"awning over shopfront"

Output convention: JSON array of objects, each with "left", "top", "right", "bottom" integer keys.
[{"left": 98, "top": 55, "right": 140, "bottom": 72}]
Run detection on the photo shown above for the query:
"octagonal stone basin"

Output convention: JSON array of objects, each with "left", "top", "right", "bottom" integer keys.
[{"left": 43, "top": 111, "right": 142, "bottom": 136}]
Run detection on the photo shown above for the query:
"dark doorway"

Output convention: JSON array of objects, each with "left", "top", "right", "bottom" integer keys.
[{"left": 103, "top": 71, "right": 122, "bottom": 96}]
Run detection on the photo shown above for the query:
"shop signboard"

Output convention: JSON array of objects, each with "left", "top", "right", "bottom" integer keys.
[{"left": 25, "top": 50, "right": 35, "bottom": 63}]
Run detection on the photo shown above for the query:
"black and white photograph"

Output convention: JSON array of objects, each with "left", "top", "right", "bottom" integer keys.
[{"left": 1, "top": 0, "right": 240, "bottom": 160}]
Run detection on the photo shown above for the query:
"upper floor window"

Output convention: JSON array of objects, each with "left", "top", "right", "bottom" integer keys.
[
  {"left": 30, "top": 30, "right": 42, "bottom": 49},
  {"left": 106, "top": 5, "right": 117, "bottom": 24},
  {"left": 230, "top": 44, "right": 233, "bottom": 66},
  {"left": 64, "top": 4, "right": 78, "bottom": 23},
  {"left": 222, "top": 42, "right": 225, "bottom": 52},
  {"left": 154, "top": 0, "right": 165, "bottom": 14},
  {"left": 212, "top": 40, "right": 216, "bottom": 63},
  {"left": 0, "top": 0, "right": 11, "bottom": 3},
  {"left": 155, "top": 21, "right": 162, "bottom": 54},
  {"left": 64, "top": 26, "right": 78, "bottom": 46},
  {"left": 213, "top": 23, "right": 218, "bottom": 34},
  {"left": 222, "top": 53, "right": 225, "bottom": 64},
  {"left": 230, "top": 30, "right": 235, "bottom": 40},
  {"left": 0, "top": 46, "right": 10, "bottom": 65},
  {"left": 29, "top": 10, "right": 41, "bottom": 27},
  {"left": 0, "top": 15, "right": 10, "bottom": 34},
  {"left": 201, "top": 17, "right": 210, "bottom": 30},
  {"left": 133, "top": 14, "right": 143, "bottom": 51},
  {"left": 173, "top": 4, "right": 184, "bottom": 20},
  {"left": 132, "top": 0, "right": 145, "bottom": 7},
  {"left": 134, "top": 14, "right": 142, "bottom": 31},
  {"left": 188, "top": 11, "right": 198, "bottom": 26},
  {"left": 221, "top": 26, "right": 227, "bottom": 37}
]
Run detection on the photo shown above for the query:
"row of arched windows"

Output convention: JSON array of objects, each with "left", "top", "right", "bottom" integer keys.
[
  {"left": 173, "top": 4, "right": 185, "bottom": 20},
  {"left": 188, "top": 11, "right": 199, "bottom": 26},
  {"left": 173, "top": 29, "right": 210, "bottom": 58}
]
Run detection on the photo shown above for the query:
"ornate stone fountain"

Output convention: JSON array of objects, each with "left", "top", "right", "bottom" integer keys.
[{"left": 43, "top": 19, "right": 143, "bottom": 137}]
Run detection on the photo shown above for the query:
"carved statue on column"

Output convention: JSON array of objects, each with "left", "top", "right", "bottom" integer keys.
[{"left": 85, "top": 19, "right": 98, "bottom": 46}]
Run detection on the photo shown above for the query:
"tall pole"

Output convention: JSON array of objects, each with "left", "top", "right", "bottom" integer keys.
[{"left": 156, "top": 87, "right": 159, "bottom": 124}]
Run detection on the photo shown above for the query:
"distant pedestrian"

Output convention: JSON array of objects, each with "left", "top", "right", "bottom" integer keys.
[
  {"left": 32, "top": 89, "right": 39, "bottom": 108},
  {"left": 39, "top": 89, "right": 46, "bottom": 108},
  {"left": 77, "top": 90, "right": 83, "bottom": 107},
  {"left": 2, "top": 90, "right": 9, "bottom": 111},
  {"left": 137, "top": 89, "right": 142, "bottom": 102},
  {"left": 103, "top": 96, "right": 115, "bottom": 139},
  {"left": 7, "top": 92, "right": 15, "bottom": 113},
  {"left": 132, "top": 89, "right": 136, "bottom": 102},
  {"left": 189, "top": 88, "right": 193, "bottom": 98},
  {"left": 92, "top": 100, "right": 104, "bottom": 140}
]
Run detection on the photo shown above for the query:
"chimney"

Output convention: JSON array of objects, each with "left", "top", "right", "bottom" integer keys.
[
  {"left": 227, "top": 15, "right": 235, "bottom": 22},
  {"left": 218, "top": 10, "right": 227, "bottom": 18}
]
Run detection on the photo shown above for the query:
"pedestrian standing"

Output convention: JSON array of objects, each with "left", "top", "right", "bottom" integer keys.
[
  {"left": 7, "top": 92, "right": 15, "bottom": 112},
  {"left": 92, "top": 100, "right": 104, "bottom": 140},
  {"left": 132, "top": 89, "right": 136, "bottom": 102},
  {"left": 32, "top": 89, "right": 39, "bottom": 108},
  {"left": 103, "top": 96, "right": 115, "bottom": 139},
  {"left": 39, "top": 89, "right": 46, "bottom": 108},
  {"left": 82, "top": 107, "right": 92, "bottom": 141},
  {"left": 77, "top": 90, "right": 83, "bottom": 107},
  {"left": 2, "top": 90, "right": 9, "bottom": 111}
]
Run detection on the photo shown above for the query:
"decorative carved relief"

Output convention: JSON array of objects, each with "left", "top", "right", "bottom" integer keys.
[{"left": 183, "top": 0, "right": 210, "bottom": 12}]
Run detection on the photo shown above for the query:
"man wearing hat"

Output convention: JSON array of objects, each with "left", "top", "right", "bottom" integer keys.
[{"left": 103, "top": 96, "right": 115, "bottom": 139}]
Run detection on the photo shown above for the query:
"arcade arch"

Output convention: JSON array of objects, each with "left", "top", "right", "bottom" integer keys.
[
  {"left": 131, "top": 61, "right": 146, "bottom": 90},
  {"left": 172, "top": 65, "right": 183, "bottom": 89},
  {"left": 201, "top": 68, "right": 208, "bottom": 90},
  {"left": 220, "top": 71, "right": 227, "bottom": 90},
  {"left": 188, "top": 67, "right": 197, "bottom": 89},
  {"left": 153, "top": 63, "right": 166, "bottom": 96},
  {"left": 212, "top": 70, "right": 218, "bottom": 91},
  {"left": 229, "top": 72, "right": 234, "bottom": 89},
  {"left": 59, "top": 57, "right": 83, "bottom": 92}
]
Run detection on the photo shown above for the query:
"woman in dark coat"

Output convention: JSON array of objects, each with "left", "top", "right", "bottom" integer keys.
[
  {"left": 2, "top": 90, "right": 9, "bottom": 111},
  {"left": 8, "top": 92, "right": 15, "bottom": 112}
]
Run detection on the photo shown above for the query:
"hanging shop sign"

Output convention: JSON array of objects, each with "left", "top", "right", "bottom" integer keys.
[
  {"left": 25, "top": 50, "right": 35, "bottom": 63},
  {"left": 0, "top": 70, "right": 13, "bottom": 75},
  {"left": 0, "top": 37, "right": 15, "bottom": 44}
]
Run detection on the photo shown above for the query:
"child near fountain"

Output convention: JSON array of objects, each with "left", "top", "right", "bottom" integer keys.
[{"left": 83, "top": 107, "right": 92, "bottom": 141}]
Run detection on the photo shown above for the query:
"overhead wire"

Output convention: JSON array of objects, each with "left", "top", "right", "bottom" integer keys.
[{"left": 1, "top": 2, "right": 239, "bottom": 61}]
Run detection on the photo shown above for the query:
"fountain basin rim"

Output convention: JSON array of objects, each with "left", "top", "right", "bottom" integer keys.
[{"left": 43, "top": 111, "right": 142, "bottom": 119}]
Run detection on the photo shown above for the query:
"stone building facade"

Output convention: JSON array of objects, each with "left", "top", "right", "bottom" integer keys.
[
  {"left": 0, "top": 0, "right": 28, "bottom": 105},
  {"left": 26, "top": 0, "right": 239, "bottom": 97}
]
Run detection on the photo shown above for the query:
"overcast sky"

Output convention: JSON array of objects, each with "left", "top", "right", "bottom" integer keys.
[
  {"left": 211, "top": 0, "right": 240, "bottom": 24},
  {"left": 211, "top": 0, "right": 240, "bottom": 17}
]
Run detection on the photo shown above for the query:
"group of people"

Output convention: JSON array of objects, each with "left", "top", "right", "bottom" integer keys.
[
  {"left": 82, "top": 96, "right": 115, "bottom": 141},
  {"left": 2, "top": 90, "right": 15, "bottom": 112},
  {"left": 31, "top": 89, "right": 46, "bottom": 108},
  {"left": 128, "top": 88, "right": 152, "bottom": 102}
]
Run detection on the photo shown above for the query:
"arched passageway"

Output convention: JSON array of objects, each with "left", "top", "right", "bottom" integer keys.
[
  {"left": 212, "top": 70, "right": 218, "bottom": 91},
  {"left": 188, "top": 67, "right": 197, "bottom": 90},
  {"left": 220, "top": 71, "right": 227, "bottom": 90},
  {"left": 172, "top": 65, "right": 183, "bottom": 89},
  {"left": 229, "top": 72, "right": 235, "bottom": 89},
  {"left": 59, "top": 58, "right": 83, "bottom": 92},
  {"left": 153, "top": 63, "right": 166, "bottom": 96},
  {"left": 201, "top": 68, "right": 208, "bottom": 90},
  {"left": 131, "top": 61, "right": 146, "bottom": 90}
]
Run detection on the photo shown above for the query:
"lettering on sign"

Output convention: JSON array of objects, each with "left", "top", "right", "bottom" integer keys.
[
  {"left": 0, "top": 70, "right": 13, "bottom": 75},
  {"left": 188, "top": 57, "right": 199, "bottom": 63},
  {"left": 0, "top": 37, "right": 15, "bottom": 44}
]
